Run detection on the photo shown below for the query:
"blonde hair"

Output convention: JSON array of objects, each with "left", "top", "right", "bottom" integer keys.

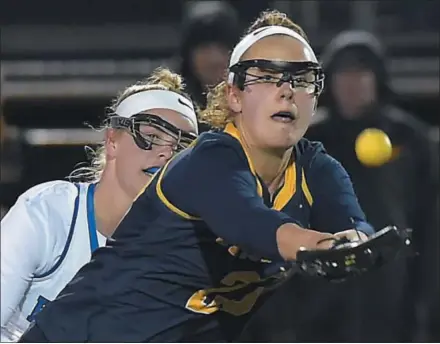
[
  {"left": 200, "top": 9, "right": 309, "bottom": 129},
  {"left": 70, "top": 67, "right": 190, "bottom": 182}
]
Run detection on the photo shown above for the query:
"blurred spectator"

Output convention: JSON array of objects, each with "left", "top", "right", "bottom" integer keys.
[
  {"left": 179, "top": 1, "right": 240, "bottom": 118},
  {"left": 305, "top": 30, "right": 439, "bottom": 341}
]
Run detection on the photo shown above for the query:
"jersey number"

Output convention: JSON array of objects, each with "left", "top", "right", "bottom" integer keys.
[
  {"left": 185, "top": 271, "right": 265, "bottom": 316},
  {"left": 26, "top": 295, "right": 50, "bottom": 322}
]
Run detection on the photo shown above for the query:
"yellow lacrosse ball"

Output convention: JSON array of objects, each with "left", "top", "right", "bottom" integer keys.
[{"left": 355, "top": 128, "right": 392, "bottom": 167}]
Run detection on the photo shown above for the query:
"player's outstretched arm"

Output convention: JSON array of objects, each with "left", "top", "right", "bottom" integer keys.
[
  {"left": 161, "top": 142, "right": 335, "bottom": 262},
  {"left": 307, "top": 152, "right": 375, "bottom": 238},
  {"left": 0, "top": 193, "right": 51, "bottom": 328}
]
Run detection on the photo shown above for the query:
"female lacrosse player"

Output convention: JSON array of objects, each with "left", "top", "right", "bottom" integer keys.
[
  {"left": 19, "top": 10, "right": 373, "bottom": 343},
  {"left": 1, "top": 68, "right": 198, "bottom": 342}
]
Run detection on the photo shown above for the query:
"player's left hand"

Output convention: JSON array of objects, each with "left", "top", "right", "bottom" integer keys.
[{"left": 334, "top": 229, "right": 368, "bottom": 243}]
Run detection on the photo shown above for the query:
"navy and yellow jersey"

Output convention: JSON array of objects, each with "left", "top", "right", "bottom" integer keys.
[{"left": 34, "top": 123, "right": 374, "bottom": 342}]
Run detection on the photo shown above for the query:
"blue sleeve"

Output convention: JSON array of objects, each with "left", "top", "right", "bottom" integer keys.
[
  {"left": 308, "top": 153, "right": 375, "bottom": 236},
  {"left": 161, "top": 142, "right": 294, "bottom": 261}
]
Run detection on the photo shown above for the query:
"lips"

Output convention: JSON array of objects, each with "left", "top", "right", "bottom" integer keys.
[
  {"left": 271, "top": 111, "right": 297, "bottom": 123},
  {"left": 143, "top": 167, "right": 160, "bottom": 175}
]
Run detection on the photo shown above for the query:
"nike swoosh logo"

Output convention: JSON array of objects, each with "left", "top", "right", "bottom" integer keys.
[{"left": 178, "top": 97, "right": 193, "bottom": 110}]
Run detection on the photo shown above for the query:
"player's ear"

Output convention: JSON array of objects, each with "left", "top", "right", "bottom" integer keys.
[
  {"left": 226, "top": 83, "right": 242, "bottom": 114},
  {"left": 104, "top": 128, "right": 119, "bottom": 160}
]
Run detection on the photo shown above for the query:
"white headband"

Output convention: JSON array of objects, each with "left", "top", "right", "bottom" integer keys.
[
  {"left": 228, "top": 26, "right": 317, "bottom": 84},
  {"left": 115, "top": 90, "right": 198, "bottom": 133}
]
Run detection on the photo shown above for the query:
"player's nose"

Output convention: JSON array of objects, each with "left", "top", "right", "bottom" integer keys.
[
  {"left": 157, "top": 145, "right": 174, "bottom": 163},
  {"left": 278, "top": 81, "right": 294, "bottom": 102}
]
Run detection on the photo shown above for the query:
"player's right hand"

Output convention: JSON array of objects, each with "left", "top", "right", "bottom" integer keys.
[
  {"left": 277, "top": 224, "right": 336, "bottom": 260},
  {"left": 313, "top": 232, "right": 338, "bottom": 250}
]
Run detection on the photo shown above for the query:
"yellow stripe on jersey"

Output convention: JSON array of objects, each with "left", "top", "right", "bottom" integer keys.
[
  {"left": 134, "top": 171, "right": 160, "bottom": 202},
  {"left": 272, "top": 163, "right": 296, "bottom": 211},
  {"left": 224, "top": 123, "right": 263, "bottom": 197}
]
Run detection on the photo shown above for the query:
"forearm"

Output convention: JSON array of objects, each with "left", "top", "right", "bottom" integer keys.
[
  {"left": 162, "top": 143, "right": 335, "bottom": 261},
  {"left": 208, "top": 206, "right": 294, "bottom": 261}
]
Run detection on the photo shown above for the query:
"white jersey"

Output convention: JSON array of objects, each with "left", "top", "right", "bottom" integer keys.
[{"left": 1, "top": 181, "right": 107, "bottom": 342}]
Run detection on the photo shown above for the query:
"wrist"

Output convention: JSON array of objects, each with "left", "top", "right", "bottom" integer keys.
[{"left": 276, "top": 223, "right": 326, "bottom": 260}]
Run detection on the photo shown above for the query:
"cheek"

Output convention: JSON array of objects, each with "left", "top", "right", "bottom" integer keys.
[
  {"left": 242, "top": 98, "right": 265, "bottom": 132},
  {"left": 361, "top": 76, "right": 376, "bottom": 94},
  {"left": 333, "top": 76, "right": 355, "bottom": 95},
  {"left": 296, "top": 95, "right": 315, "bottom": 120},
  {"left": 116, "top": 140, "right": 143, "bottom": 170},
  {"left": 242, "top": 87, "right": 270, "bottom": 117}
]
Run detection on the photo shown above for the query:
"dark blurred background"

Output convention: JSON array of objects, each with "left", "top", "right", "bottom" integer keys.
[{"left": 1, "top": 0, "right": 439, "bottom": 341}]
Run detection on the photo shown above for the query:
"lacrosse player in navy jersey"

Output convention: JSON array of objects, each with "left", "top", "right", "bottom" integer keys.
[{"left": 20, "top": 10, "right": 374, "bottom": 343}]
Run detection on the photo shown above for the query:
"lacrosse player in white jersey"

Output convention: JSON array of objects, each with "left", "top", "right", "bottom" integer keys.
[{"left": 1, "top": 67, "right": 198, "bottom": 342}]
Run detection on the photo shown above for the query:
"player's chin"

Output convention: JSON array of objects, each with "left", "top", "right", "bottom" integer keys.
[
  {"left": 266, "top": 138, "right": 298, "bottom": 152},
  {"left": 273, "top": 131, "right": 302, "bottom": 149},
  {"left": 137, "top": 171, "right": 152, "bottom": 186}
]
